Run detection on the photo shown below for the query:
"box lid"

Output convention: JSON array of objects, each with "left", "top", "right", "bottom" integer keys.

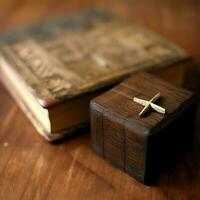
[{"left": 92, "top": 72, "right": 197, "bottom": 135}]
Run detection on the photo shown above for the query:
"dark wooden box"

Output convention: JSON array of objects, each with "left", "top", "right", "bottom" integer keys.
[{"left": 90, "top": 72, "right": 198, "bottom": 185}]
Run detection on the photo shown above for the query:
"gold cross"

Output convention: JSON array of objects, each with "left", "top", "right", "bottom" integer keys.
[{"left": 133, "top": 93, "right": 165, "bottom": 117}]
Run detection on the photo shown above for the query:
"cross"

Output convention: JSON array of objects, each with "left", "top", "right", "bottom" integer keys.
[{"left": 133, "top": 93, "right": 165, "bottom": 117}]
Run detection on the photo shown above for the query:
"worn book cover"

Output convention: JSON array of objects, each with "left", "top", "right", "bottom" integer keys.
[{"left": 0, "top": 10, "right": 188, "bottom": 141}]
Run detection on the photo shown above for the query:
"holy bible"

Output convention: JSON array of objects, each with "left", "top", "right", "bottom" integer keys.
[{"left": 0, "top": 10, "right": 188, "bottom": 141}]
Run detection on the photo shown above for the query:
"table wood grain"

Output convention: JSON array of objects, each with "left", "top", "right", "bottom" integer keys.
[{"left": 0, "top": 0, "right": 200, "bottom": 199}]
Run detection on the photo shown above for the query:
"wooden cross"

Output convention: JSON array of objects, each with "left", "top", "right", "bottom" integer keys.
[{"left": 133, "top": 93, "right": 165, "bottom": 117}]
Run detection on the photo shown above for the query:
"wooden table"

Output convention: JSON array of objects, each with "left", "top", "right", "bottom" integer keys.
[{"left": 0, "top": 0, "right": 199, "bottom": 199}]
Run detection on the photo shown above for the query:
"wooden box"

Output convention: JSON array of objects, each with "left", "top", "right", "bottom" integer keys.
[{"left": 90, "top": 72, "right": 198, "bottom": 184}]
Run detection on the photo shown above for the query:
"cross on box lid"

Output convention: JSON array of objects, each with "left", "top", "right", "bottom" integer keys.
[
  {"left": 133, "top": 92, "right": 166, "bottom": 117},
  {"left": 92, "top": 72, "right": 197, "bottom": 135}
]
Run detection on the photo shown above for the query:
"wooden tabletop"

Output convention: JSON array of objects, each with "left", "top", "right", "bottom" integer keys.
[{"left": 0, "top": 0, "right": 200, "bottom": 199}]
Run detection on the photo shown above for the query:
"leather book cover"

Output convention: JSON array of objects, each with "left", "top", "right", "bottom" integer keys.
[
  {"left": 0, "top": 10, "right": 187, "bottom": 109},
  {"left": 0, "top": 10, "right": 189, "bottom": 141}
]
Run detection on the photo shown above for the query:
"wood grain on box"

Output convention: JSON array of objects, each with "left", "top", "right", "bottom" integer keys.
[{"left": 90, "top": 72, "right": 198, "bottom": 184}]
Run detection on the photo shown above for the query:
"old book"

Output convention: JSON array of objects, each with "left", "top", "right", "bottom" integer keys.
[
  {"left": 90, "top": 72, "right": 198, "bottom": 184},
  {"left": 0, "top": 10, "right": 188, "bottom": 141}
]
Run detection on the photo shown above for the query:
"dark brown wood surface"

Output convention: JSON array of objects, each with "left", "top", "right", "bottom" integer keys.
[
  {"left": 90, "top": 71, "right": 198, "bottom": 184},
  {"left": 0, "top": 0, "right": 200, "bottom": 199}
]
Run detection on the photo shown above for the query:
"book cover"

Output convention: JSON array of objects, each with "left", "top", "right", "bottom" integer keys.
[{"left": 0, "top": 10, "right": 187, "bottom": 140}]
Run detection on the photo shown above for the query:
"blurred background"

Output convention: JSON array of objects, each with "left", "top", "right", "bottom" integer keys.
[
  {"left": 0, "top": 1, "right": 200, "bottom": 199},
  {"left": 0, "top": 0, "right": 199, "bottom": 55}
]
